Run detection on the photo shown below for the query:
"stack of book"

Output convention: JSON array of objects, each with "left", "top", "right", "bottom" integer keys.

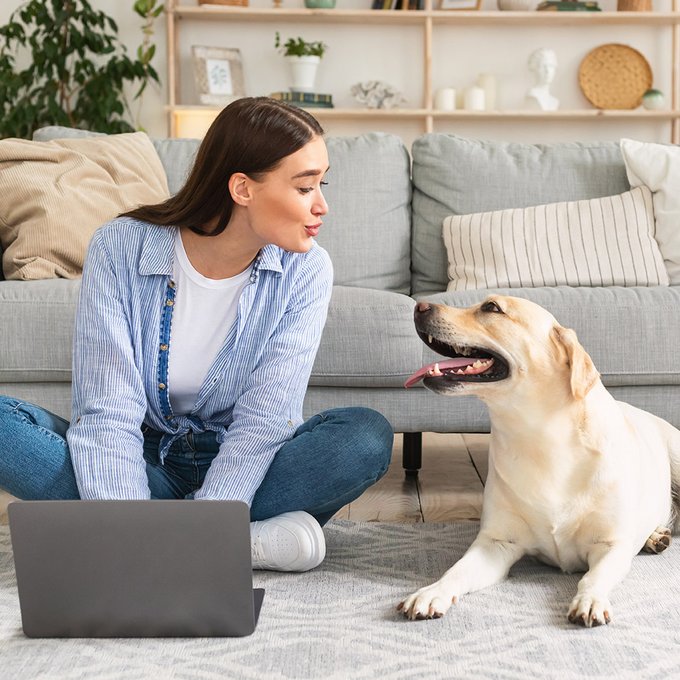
[
  {"left": 371, "top": 0, "right": 424, "bottom": 9},
  {"left": 269, "top": 92, "right": 334, "bottom": 108},
  {"left": 537, "top": 0, "right": 601, "bottom": 9}
]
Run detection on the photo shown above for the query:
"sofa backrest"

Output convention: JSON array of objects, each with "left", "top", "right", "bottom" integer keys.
[
  {"left": 411, "top": 134, "right": 631, "bottom": 295},
  {"left": 31, "top": 127, "right": 412, "bottom": 294},
  {"left": 319, "top": 133, "right": 411, "bottom": 294}
]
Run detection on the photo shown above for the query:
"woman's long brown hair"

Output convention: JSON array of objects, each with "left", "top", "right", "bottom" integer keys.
[{"left": 122, "top": 97, "right": 324, "bottom": 236}]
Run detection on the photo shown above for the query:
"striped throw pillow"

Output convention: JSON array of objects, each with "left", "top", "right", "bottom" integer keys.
[{"left": 442, "top": 186, "right": 669, "bottom": 291}]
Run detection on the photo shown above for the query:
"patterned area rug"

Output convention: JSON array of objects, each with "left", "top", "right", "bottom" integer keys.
[{"left": 2, "top": 520, "right": 680, "bottom": 680}]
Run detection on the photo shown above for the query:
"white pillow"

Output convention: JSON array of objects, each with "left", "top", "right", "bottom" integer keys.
[
  {"left": 620, "top": 138, "right": 680, "bottom": 284},
  {"left": 442, "top": 186, "right": 668, "bottom": 291}
]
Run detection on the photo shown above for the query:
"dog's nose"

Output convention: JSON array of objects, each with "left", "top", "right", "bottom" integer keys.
[{"left": 414, "top": 301, "right": 432, "bottom": 317}]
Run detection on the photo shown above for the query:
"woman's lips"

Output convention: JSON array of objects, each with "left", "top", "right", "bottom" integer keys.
[{"left": 305, "top": 223, "right": 322, "bottom": 236}]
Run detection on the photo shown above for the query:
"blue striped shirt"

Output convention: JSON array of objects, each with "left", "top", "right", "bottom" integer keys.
[{"left": 66, "top": 217, "right": 333, "bottom": 503}]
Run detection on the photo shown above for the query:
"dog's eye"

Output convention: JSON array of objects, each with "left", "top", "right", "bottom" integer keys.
[{"left": 481, "top": 300, "right": 504, "bottom": 314}]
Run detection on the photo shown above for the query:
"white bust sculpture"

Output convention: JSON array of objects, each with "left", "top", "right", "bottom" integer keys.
[{"left": 526, "top": 48, "right": 559, "bottom": 111}]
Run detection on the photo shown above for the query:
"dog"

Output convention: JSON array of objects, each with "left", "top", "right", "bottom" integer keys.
[{"left": 398, "top": 295, "right": 680, "bottom": 627}]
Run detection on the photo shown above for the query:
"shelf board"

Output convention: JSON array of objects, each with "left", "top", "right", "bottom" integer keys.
[
  {"left": 173, "top": 6, "right": 680, "bottom": 26},
  {"left": 169, "top": 105, "right": 680, "bottom": 120}
]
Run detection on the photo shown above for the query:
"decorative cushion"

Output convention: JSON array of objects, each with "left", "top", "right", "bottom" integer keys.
[
  {"left": 33, "top": 126, "right": 200, "bottom": 196},
  {"left": 442, "top": 186, "right": 668, "bottom": 291},
  {"left": 0, "top": 132, "right": 169, "bottom": 280},
  {"left": 411, "top": 135, "right": 630, "bottom": 295},
  {"left": 620, "top": 138, "right": 680, "bottom": 285}
]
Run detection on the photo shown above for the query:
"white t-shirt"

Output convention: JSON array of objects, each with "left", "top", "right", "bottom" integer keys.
[{"left": 168, "top": 230, "right": 252, "bottom": 415}]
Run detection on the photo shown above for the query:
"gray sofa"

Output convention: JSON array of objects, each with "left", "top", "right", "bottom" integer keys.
[{"left": 1, "top": 129, "right": 677, "bottom": 472}]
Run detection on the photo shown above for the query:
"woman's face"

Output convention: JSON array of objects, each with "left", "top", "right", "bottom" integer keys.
[{"left": 244, "top": 135, "right": 330, "bottom": 254}]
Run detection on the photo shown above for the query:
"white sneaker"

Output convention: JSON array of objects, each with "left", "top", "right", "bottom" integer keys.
[{"left": 250, "top": 511, "right": 326, "bottom": 572}]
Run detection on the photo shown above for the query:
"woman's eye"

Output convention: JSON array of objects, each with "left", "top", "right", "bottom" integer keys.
[{"left": 298, "top": 187, "right": 313, "bottom": 194}]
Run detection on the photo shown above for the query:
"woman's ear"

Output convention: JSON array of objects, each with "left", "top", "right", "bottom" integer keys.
[{"left": 229, "top": 172, "right": 251, "bottom": 206}]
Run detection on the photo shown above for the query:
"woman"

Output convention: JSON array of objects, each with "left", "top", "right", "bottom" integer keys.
[{"left": 0, "top": 97, "right": 393, "bottom": 572}]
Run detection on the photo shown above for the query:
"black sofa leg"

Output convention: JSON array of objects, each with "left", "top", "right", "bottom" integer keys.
[{"left": 402, "top": 432, "right": 422, "bottom": 477}]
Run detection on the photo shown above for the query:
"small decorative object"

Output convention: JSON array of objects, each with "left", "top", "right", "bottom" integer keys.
[
  {"left": 617, "top": 0, "right": 652, "bottom": 10},
  {"left": 463, "top": 85, "right": 485, "bottom": 111},
  {"left": 275, "top": 32, "right": 327, "bottom": 93},
  {"left": 192, "top": 46, "right": 245, "bottom": 106},
  {"left": 304, "top": 0, "right": 336, "bottom": 6},
  {"left": 434, "top": 87, "right": 456, "bottom": 111},
  {"left": 350, "top": 81, "right": 406, "bottom": 109},
  {"left": 642, "top": 88, "right": 665, "bottom": 110},
  {"left": 476, "top": 73, "right": 497, "bottom": 110},
  {"left": 537, "top": 0, "right": 601, "bottom": 9},
  {"left": 578, "top": 43, "right": 652, "bottom": 109},
  {"left": 525, "top": 47, "right": 559, "bottom": 111},
  {"left": 440, "top": 0, "right": 481, "bottom": 9},
  {"left": 498, "top": 0, "right": 536, "bottom": 9}
]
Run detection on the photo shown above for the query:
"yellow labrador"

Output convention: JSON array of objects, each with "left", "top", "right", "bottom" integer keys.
[{"left": 399, "top": 295, "right": 680, "bottom": 627}]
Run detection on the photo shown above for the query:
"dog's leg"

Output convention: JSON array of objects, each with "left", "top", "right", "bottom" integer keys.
[
  {"left": 567, "top": 543, "right": 633, "bottom": 628},
  {"left": 398, "top": 534, "right": 525, "bottom": 620},
  {"left": 643, "top": 526, "right": 672, "bottom": 554}
]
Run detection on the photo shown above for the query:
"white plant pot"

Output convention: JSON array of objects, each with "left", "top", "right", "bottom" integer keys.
[{"left": 286, "top": 55, "right": 320, "bottom": 93}]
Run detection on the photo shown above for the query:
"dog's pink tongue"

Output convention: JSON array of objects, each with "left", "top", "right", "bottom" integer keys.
[{"left": 404, "top": 358, "right": 475, "bottom": 388}]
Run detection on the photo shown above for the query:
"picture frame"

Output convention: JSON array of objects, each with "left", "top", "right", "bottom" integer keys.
[
  {"left": 191, "top": 46, "right": 245, "bottom": 105},
  {"left": 439, "top": 0, "right": 481, "bottom": 9}
]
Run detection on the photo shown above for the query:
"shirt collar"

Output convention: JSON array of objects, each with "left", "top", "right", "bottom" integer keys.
[{"left": 138, "top": 224, "right": 286, "bottom": 278}]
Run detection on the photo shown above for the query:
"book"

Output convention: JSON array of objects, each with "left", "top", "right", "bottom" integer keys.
[
  {"left": 270, "top": 91, "right": 334, "bottom": 107},
  {"left": 536, "top": 0, "right": 601, "bottom": 9}
]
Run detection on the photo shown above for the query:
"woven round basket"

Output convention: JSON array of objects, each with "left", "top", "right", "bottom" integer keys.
[{"left": 578, "top": 43, "right": 652, "bottom": 109}]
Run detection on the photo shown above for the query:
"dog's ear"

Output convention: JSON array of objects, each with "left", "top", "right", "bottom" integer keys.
[{"left": 551, "top": 325, "right": 599, "bottom": 400}]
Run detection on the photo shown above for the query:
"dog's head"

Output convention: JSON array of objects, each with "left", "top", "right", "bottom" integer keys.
[{"left": 404, "top": 295, "right": 599, "bottom": 402}]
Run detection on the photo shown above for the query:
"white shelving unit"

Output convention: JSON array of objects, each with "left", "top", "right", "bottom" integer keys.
[{"left": 165, "top": 0, "right": 680, "bottom": 141}]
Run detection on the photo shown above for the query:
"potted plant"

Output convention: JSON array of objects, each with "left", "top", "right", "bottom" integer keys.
[
  {"left": 275, "top": 32, "right": 327, "bottom": 93},
  {"left": 0, "top": 0, "right": 162, "bottom": 139}
]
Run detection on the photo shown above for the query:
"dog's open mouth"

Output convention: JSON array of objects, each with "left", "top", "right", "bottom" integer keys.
[{"left": 404, "top": 331, "right": 510, "bottom": 388}]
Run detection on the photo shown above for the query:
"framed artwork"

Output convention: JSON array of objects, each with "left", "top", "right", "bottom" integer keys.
[
  {"left": 191, "top": 46, "right": 245, "bottom": 105},
  {"left": 439, "top": 0, "right": 481, "bottom": 8}
]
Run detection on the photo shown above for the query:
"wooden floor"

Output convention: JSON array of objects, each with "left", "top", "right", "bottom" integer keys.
[
  {"left": 0, "top": 433, "right": 489, "bottom": 525},
  {"left": 333, "top": 432, "right": 489, "bottom": 523}
]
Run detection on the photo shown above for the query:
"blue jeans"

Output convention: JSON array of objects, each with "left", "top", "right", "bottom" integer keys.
[{"left": 0, "top": 397, "right": 393, "bottom": 526}]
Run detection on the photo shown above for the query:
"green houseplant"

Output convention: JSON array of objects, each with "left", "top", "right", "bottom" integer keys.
[
  {"left": 275, "top": 32, "right": 327, "bottom": 93},
  {"left": 274, "top": 32, "right": 327, "bottom": 58},
  {"left": 0, "top": 0, "right": 163, "bottom": 139}
]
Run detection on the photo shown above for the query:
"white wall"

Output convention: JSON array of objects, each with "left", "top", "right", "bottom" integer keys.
[{"left": 1, "top": 0, "right": 675, "bottom": 144}]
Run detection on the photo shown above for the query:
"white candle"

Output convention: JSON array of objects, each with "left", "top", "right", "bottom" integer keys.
[
  {"left": 434, "top": 87, "right": 456, "bottom": 111},
  {"left": 476, "top": 73, "right": 497, "bottom": 111},
  {"left": 464, "top": 85, "right": 485, "bottom": 111}
]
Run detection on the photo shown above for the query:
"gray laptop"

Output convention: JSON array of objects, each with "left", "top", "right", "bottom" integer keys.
[{"left": 8, "top": 500, "right": 264, "bottom": 638}]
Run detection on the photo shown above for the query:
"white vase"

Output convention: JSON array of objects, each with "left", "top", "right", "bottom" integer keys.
[{"left": 286, "top": 55, "right": 320, "bottom": 93}]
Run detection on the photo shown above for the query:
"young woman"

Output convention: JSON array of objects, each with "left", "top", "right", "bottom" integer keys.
[{"left": 0, "top": 97, "right": 393, "bottom": 572}]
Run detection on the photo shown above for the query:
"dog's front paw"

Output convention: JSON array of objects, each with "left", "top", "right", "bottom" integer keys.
[
  {"left": 567, "top": 594, "right": 612, "bottom": 628},
  {"left": 397, "top": 583, "right": 457, "bottom": 621}
]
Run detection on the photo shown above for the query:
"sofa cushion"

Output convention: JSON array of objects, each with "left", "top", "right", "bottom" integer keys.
[
  {"left": 319, "top": 133, "right": 411, "bottom": 293},
  {"left": 33, "top": 126, "right": 200, "bottom": 196},
  {"left": 442, "top": 186, "right": 668, "bottom": 290},
  {"left": 416, "top": 286, "right": 679, "bottom": 387},
  {"left": 0, "top": 133, "right": 169, "bottom": 280},
  {"left": 310, "top": 286, "right": 420, "bottom": 387},
  {"left": 621, "top": 138, "right": 680, "bottom": 285},
  {"left": 0, "top": 280, "right": 80, "bottom": 382},
  {"left": 412, "top": 135, "right": 631, "bottom": 294}
]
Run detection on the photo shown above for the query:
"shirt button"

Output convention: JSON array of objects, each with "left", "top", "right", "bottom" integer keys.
[
  {"left": 160, "top": 343, "right": 168, "bottom": 351},
  {"left": 159, "top": 383, "right": 166, "bottom": 390},
  {"left": 169, "top": 280, "right": 176, "bottom": 289},
  {"left": 287, "top": 420, "right": 293, "bottom": 427}
]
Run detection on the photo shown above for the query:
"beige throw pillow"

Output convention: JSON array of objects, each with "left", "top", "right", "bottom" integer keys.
[
  {"left": 442, "top": 186, "right": 668, "bottom": 291},
  {"left": 0, "top": 132, "right": 170, "bottom": 280}
]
